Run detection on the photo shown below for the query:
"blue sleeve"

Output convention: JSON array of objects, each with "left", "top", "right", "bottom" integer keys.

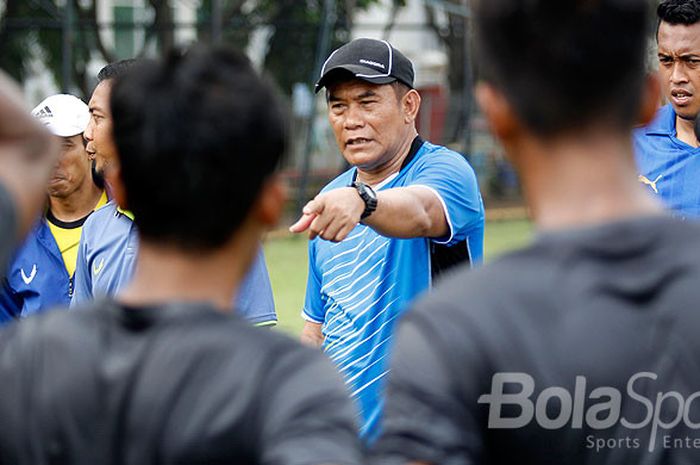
[
  {"left": 409, "top": 151, "right": 484, "bottom": 248},
  {"left": 234, "top": 246, "right": 277, "bottom": 326},
  {"left": 0, "top": 278, "right": 20, "bottom": 325},
  {"left": 70, "top": 224, "right": 93, "bottom": 308},
  {"left": 302, "top": 240, "right": 325, "bottom": 324}
]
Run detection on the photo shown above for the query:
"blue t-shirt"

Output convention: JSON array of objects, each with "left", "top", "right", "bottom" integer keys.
[
  {"left": 303, "top": 139, "right": 484, "bottom": 441},
  {"left": 633, "top": 104, "right": 700, "bottom": 219},
  {"left": 71, "top": 201, "right": 277, "bottom": 325}
]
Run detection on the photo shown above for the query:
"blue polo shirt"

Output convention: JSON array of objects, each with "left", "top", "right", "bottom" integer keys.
[
  {"left": 71, "top": 201, "right": 277, "bottom": 325},
  {"left": 303, "top": 138, "right": 484, "bottom": 441},
  {"left": 633, "top": 103, "right": 700, "bottom": 219}
]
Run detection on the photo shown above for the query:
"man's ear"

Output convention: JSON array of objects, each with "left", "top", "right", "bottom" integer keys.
[
  {"left": 252, "top": 174, "right": 287, "bottom": 227},
  {"left": 475, "top": 81, "right": 521, "bottom": 143},
  {"left": 402, "top": 89, "right": 421, "bottom": 124},
  {"left": 637, "top": 73, "right": 661, "bottom": 127},
  {"left": 105, "top": 164, "right": 128, "bottom": 211}
]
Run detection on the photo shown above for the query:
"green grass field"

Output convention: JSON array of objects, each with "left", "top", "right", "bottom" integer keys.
[{"left": 264, "top": 219, "right": 533, "bottom": 336}]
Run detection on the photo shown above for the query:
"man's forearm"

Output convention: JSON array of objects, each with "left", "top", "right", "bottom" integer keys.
[
  {"left": 0, "top": 71, "right": 59, "bottom": 238},
  {"left": 290, "top": 186, "right": 449, "bottom": 243},
  {"left": 0, "top": 72, "right": 53, "bottom": 160},
  {"left": 363, "top": 186, "right": 448, "bottom": 239},
  {"left": 0, "top": 182, "right": 17, "bottom": 272}
]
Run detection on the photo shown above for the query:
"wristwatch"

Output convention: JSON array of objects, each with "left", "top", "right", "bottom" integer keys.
[{"left": 352, "top": 181, "right": 378, "bottom": 220}]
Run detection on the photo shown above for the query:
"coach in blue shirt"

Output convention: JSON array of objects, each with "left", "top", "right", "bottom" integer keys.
[
  {"left": 634, "top": 0, "right": 700, "bottom": 219},
  {"left": 291, "top": 38, "right": 484, "bottom": 441}
]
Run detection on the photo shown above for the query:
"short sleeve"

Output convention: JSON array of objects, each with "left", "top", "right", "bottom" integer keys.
[
  {"left": 70, "top": 221, "right": 93, "bottom": 308},
  {"left": 258, "top": 346, "right": 363, "bottom": 465},
  {"left": 302, "top": 240, "right": 325, "bottom": 324},
  {"left": 409, "top": 150, "right": 484, "bottom": 246},
  {"left": 235, "top": 247, "right": 277, "bottom": 325},
  {"left": 371, "top": 310, "right": 483, "bottom": 465}
]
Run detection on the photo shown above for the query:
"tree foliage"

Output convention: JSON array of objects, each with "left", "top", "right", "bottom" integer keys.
[{"left": 0, "top": 0, "right": 381, "bottom": 99}]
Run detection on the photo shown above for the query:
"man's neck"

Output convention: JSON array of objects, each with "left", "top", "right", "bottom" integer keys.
[
  {"left": 514, "top": 131, "right": 663, "bottom": 231},
  {"left": 356, "top": 129, "right": 418, "bottom": 186},
  {"left": 675, "top": 115, "right": 699, "bottom": 148},
  {"left": 49, "top": 183, "right": 103, "bottom": 222},
  {"left": 117, "top": 229, "right": 257, "bottom": 312}
]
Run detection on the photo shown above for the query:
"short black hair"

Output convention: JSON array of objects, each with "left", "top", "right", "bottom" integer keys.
[
  {"left": 390, "top": 81, "right": 411, "bottom": 101},
  {"left": 110, "top": 46, "right": 286, "bottom": 251},
  {"left": 658, "top": 0, "right": 700, "bottom": 25},
  {"left": 97, "top": 59, "right": 137, "bottom": 83},
  {"left": 474, "top": 0, "right": 649, "bottom": 136}
]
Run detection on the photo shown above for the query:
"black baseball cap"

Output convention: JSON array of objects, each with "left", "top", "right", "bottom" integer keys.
[{"left": 314, "top": 38, "right": 415, "bottom": 93}]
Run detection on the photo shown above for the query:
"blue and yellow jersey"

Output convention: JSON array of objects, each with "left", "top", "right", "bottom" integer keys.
[
  {"left": 0, "top": 191, "right": 108, "bottom": 322},
  {"left": 47, "top": 192, "right": 108, "bottom": 276}
]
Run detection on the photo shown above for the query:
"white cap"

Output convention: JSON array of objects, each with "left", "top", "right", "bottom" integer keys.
[{"left": 31, "top": 94, "right": 90, "bottom": 138}]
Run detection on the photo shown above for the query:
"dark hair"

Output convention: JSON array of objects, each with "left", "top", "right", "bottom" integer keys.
[
  {"left": 390, "top": 81, "right": 411, "bottom": 101},
  {"left": 97, "top": 59, "right": 137, "bottom": 83},
  {"left": 658, "top": 0, "right": 700, "bottom": 25},
  {"left": 110, "top": 46, "right": 286, "bottom": 251},
  {"left": 474, "top": 0, "right": 650, "bottom": 135}
]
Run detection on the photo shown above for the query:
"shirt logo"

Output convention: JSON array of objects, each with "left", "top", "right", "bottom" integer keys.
[
  {"left": 638, "top": 174, "right": 662, "bottom": 194},
  {"left": 93, "top": 258, "right": 105, "bottom": 276},
  {"left": 20, "top": 265, "right": 37, "bottom": 285}
]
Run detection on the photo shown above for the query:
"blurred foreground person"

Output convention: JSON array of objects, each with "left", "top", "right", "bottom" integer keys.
[
  {"left": 73, "top": 60, "right": 278, "bottom": 326},
  {"left": 373, "top": 0, "right": 700, "bottom": 464},
  {"left": 0, "top": 94, "right": 106, "bottom": 323},
  {"left": 0, "top": 47, "right": 362, "bottom": 465},
  {"left": 0, "top": 72, "right": 59, "bottom": 271}
]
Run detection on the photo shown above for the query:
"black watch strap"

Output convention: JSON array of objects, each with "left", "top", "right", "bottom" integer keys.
[{"left": 353, "top": 181, "right": 378, "bottom": 220}]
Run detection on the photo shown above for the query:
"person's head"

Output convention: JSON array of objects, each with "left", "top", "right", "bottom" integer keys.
[
  {"left": 657, "top": 0, "right": 700, "bottom": 121},
  {"left": 473, "top": 0, "right": 656, "bottom": 150},
  {"left": 109, "top": 46, "right": 286, "bottom": 254},
  {"left": 31, "top": 94, "right": 94, "bottom": 199},
  {"left": 84, "top": 59, "right": 136, "bottom": 178},
  {"left": 315, "top": 38, "right": 421, "bottom": 171}
]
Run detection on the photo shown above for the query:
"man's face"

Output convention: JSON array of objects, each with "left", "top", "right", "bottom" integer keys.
[
  {"left": 657, "top": 20, "right": 700, "bottom": 120},
  {"left": 327, "top": 80, "right": 411, "bottom": 171},
  {"left": 84, "top": 80, "right": 118, "bottom": 176},
  {"left": 47, "top": 134, "right": 92, "bottom": 198}
]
